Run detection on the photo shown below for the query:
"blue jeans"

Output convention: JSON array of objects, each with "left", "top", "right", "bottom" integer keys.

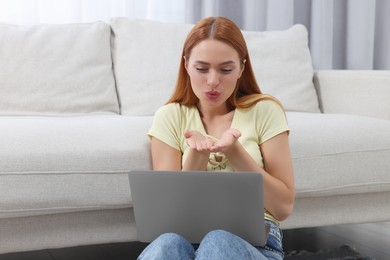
[{"left": 138, "top": 220, "right": 284, "bottom": 259}]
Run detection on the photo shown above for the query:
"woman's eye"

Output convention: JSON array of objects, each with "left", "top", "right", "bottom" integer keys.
[
  {"left": 221, "top": 68, "right": 232, "bottom": 74},
  {"left": 196, "top": 68, "right": 208, "bottom": 73}
]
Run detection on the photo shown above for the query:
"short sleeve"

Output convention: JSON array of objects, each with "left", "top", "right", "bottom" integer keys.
[
  {"left": 256, "top": 100, "right": 290, "bottom": 144},
  {"left": 148, "top": 103, "right": 182, "bottom": 151}
]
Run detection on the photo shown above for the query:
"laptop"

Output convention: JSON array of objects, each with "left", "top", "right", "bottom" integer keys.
[{"left": 128, "top": 170, "right": 267, "bottom": 246}]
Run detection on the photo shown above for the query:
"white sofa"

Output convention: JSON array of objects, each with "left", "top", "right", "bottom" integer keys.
[{"left": 0, "top": 18, "right": 389, "bottom": 254}]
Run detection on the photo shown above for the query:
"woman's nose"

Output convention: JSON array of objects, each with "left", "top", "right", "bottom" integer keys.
[{"left": 207, "top": 71, "right": 220, "bottom": 88}]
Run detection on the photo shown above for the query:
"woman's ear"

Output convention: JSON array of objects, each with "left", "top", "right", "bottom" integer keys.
[
  {"left": 183, "top": 56, "right": 188, "bottom": 72},
  {"left": 239, "top": 59, "right": 246, "bottom": 78}
]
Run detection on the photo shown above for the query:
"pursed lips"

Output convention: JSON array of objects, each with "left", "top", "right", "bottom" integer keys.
[{"left": 205, "top": 90, "right": 221, "bottom": 100}]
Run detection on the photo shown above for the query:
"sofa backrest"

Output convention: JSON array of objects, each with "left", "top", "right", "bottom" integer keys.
[
  {"left": 0, "top": 22, "right": 119, "bottom": 115},
  {"left": 110, "top": 18, "right": 320, "bottom": 115},
  {"left": 0, "top": 19, "right": 319, "bottom": 116}
]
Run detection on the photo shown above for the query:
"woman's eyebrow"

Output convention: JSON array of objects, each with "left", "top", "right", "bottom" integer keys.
[
  {"left": 193, "top": 60, "right": 235, "bottom": 65},
  {"left": 193, "top": 60, "right": 210, "bottom": 65},
  {"left": 219, "top": 61, "right": 235, "bottom": 65}
]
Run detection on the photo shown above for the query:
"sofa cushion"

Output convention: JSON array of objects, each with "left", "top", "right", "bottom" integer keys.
[
  {"left": 0, "top": 22, "right": 119, "bottom": 115},
  {"left": 243, "top": 25, "right": 318, "bottom": 113},
  {"left": 111, "top": 19, "right": 319, "bottom": 116},
  {"left": 0, "top": 116, "right": 152, "bottom": 218},
  {"left": 287, "top": 112, "right": 390, "bottom": 197}
]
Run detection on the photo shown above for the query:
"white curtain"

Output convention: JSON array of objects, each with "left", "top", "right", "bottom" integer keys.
[{"left": 1, "top": 0, "right": 389, "bottom": 69}]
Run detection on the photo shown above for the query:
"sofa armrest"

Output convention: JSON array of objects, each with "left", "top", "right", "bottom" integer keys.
[{"left": 314, "top": 70, "right": 390, "bottom": 121}]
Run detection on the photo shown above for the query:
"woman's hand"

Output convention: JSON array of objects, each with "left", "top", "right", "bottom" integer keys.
[
  {"left": 184, "top": 129, "right": 241, "bottom": 153},
  {"left": 183, "top": 130, "right": 213, "bottom": 171},
  {"left": 184, "top": 130, "right": 214, "bottom": 153},
  {"left": 211, "top": 129, "right": 241, "bottom": 152}
]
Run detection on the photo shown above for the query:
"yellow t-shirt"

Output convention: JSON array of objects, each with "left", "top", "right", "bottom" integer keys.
[
  {"left": 148, "top": 100, "right": 289, "bottom": 170},
  {"left": 148, "top": 100, "right": 290, "bottom": 224}
]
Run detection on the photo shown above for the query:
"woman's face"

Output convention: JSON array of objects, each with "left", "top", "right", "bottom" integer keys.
[{"left": 185, "top": 39, "right": 244, "bottom": 112}]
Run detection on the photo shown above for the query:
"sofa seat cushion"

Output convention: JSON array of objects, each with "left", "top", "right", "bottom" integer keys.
[
  {"left": 287, "top": 112, "right": 390, "bottom": 197},
  {"left": 0, "top": 115, "right": 152, "bottom": 218}
]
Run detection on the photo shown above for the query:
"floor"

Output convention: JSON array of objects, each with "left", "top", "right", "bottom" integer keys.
[
  {"left": 283, "top": 222, "right": 390, "bottom": 259},
  {"left": 1, "top": 222, "right": 389, "bottom": 260}
]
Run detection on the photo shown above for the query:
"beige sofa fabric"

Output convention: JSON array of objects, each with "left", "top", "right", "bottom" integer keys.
[
  {"left": 288, "top": 112, "right": 390, "bottom": 197},
  {"left": 314, "top": 70, "right": 390, "bottom": 121},
  {"left": 0, "top": 116, "right": 152, "bottom": 219},
  {"left": 0, "top": 209, "right": 137, "bottom": 254},
  {"left": 111, "top": 19, "right": 319, "bottom": 116},
  {"left": 111, "top": 18, "right": 193, "bottom": 116},
  {"left": 243, "top": 24, "right": 319, "bottom": 113},
  {"left": 0, "top": 22, "right": 119, "bottom": 115},
  {"left": 0, "top": 116, "right": 152, "bottom": 174}
]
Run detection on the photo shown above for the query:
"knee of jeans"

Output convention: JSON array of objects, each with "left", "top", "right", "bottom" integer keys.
[
  {"left": 139, "top": 233, "right": 195, "bottom": 260},
  {"left": 154, "top": 233, "right": 186, "bottom": 245},
  {"left": 203, "top": 229, "right": 233, "bottom": 242}
]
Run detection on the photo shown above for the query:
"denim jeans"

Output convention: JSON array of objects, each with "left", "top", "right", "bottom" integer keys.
[{"left": 138, "top": 220, "right": 284, "bottom": 259}]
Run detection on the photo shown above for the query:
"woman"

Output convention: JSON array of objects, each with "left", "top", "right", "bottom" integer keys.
[{"left": 140, "top": 16, "right": 294, "bottom": 260}]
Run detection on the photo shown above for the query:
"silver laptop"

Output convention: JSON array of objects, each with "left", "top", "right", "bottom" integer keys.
[{"left": 128, "top": 170, "right": 267, "bottom": 246}]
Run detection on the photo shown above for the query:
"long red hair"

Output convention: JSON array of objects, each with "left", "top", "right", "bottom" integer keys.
[{"left": 167, "top": 17, "right": 281, "bottom": 109}]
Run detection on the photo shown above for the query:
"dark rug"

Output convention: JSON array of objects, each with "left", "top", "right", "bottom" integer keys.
[{"left": 285, "top": 245, "right": 373, "bottom": 260}]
